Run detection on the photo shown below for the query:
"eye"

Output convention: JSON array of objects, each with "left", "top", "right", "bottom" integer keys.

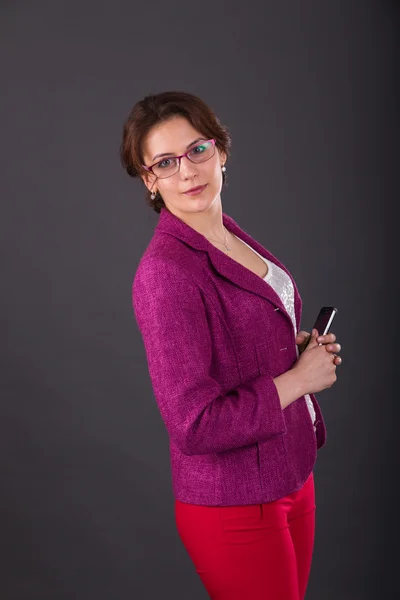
[
  {"left": 157, "top": 158, "right": 174, "bottom": 168},
  {"left": 189, "top": 143, "right": 207, "bottom": 156}
]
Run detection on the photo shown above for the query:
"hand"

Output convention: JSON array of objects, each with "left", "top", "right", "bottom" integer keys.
[
  {"left": 296, "top": 330, "right": 342, "bottom": 366},
  {"left": 293, "top": 329, "right": 340, "bottom": 395}
]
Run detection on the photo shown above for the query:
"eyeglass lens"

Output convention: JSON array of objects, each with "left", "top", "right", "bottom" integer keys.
[{"left": 152, "top": 140, "right": 215, "bottom": 178}]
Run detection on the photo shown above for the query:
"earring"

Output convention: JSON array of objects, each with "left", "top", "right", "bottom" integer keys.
[
  {"left": 151, "top": 191, "right": 156, "bottom": 200},
  {"left": 221, "top": 165, "right": 226, "bottom": 172}
]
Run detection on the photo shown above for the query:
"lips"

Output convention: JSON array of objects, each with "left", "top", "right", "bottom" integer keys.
[{"left": 184, "top": 184, "right": 207, "bottom": 195}]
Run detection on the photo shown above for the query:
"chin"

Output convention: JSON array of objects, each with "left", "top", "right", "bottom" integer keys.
[
  {"left": 168, "top": 190, "right": 219, "bottom": 214},
  {"left": 186, "top": 196, "right": 216, "bottom": 211}
]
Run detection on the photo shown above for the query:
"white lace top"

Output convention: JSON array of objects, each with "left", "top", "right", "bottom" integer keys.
[{"left": 233, "top": 235, "right": 317, "bottom": 432}]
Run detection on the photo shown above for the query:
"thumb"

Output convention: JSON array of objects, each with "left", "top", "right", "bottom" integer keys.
[{"left": 304, "top": 328, "right": 320, "bottom": 350}]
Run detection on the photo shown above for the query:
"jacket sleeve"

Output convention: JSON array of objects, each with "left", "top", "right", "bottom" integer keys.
[{"left": 132, "top": 258, "right": 287, "bottom": 456}]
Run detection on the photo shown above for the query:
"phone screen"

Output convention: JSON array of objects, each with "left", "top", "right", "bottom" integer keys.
[
  {"left": 313, "top": 306, "right": 337, "bottom": 336},
  {"left": 303, "top": 306, "right": 337, "bottom": 349}
]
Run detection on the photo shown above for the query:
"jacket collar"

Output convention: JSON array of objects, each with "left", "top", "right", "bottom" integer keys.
[{"left": 156, "top": 207, "right": 301, "bottom": 326}]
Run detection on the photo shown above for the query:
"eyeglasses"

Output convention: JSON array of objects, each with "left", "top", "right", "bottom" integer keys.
[{"left": 142, "top": 139, "right": 216, "bottom": 179}]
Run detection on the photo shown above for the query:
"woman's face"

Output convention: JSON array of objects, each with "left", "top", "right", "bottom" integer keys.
[{"left": 141, "top": 115, "right": 227, "bottom": 217}]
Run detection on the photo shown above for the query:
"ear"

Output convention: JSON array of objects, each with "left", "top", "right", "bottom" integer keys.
[
  {"left": 141, "top": 171, "right": 157, "bottom": 194},
  {"left": 219, "top": 149, "right": 227, "bottom": 168}
]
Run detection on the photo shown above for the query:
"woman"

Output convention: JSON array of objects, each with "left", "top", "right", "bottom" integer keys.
[{"left": 121, "top": 91, "right": 342, "bottom": 600}]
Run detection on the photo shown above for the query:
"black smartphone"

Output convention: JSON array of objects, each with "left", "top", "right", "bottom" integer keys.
[{"left": 304, "top": 306, "right": 338, "bottom": 348}]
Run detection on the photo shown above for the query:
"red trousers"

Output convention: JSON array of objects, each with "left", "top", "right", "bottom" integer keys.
[{"left": 174, "top": 472, "right": 316, "bottom": 600}]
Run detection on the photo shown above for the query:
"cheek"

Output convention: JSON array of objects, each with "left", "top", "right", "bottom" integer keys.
[
  {"left": 160, "top": 178, "right": 178, "bottom": 195},
  {"left": 213, "top": 163, "right": 224, "bottom": 188},
  {"left": 206, "top": 159, "right": 223, "bottom": 184}
]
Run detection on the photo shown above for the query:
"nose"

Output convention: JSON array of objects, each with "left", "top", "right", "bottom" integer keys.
[{"left": 179, "top": 155, "right": 198, "bottom": 179}]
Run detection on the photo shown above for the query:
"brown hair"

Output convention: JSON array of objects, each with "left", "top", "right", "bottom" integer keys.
[{"left": 120, "top": 91, "right": 232, "bottom": 213}]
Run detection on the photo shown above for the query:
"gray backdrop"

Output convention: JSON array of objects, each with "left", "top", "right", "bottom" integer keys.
[{"left": 1, "top": 1, "right": 398, "bottom": 598}]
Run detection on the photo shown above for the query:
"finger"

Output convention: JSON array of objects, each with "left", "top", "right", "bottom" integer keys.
[
  {"left": 296, "top": 330, "right": 309, "bottom": 341},
  {"left": 317, "top": 333, "right": 336, "bottom": 344},
  {"left": 325, "top": 343, "right": 341, "bottom": 353},
  {"left": 333, "top": 354, "right": 342, "bottom": 365}
]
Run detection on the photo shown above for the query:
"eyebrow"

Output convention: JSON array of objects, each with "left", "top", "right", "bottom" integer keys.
[{"left": 151, "top": 137, "right": 206, "bottom": 162}]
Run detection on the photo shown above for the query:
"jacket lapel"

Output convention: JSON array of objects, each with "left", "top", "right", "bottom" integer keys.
[{"left": 156, "top": 207, "right": 302, "bottom": 329}]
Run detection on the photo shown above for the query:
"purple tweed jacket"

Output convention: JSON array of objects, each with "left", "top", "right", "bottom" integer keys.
[{"left": 132, "top": 207, "right": 327, "bottom": 506}]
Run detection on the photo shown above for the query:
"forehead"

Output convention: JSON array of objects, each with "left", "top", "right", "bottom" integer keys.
[{"left": 142, "top": 116, "right": 205, "bottom": 161}]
